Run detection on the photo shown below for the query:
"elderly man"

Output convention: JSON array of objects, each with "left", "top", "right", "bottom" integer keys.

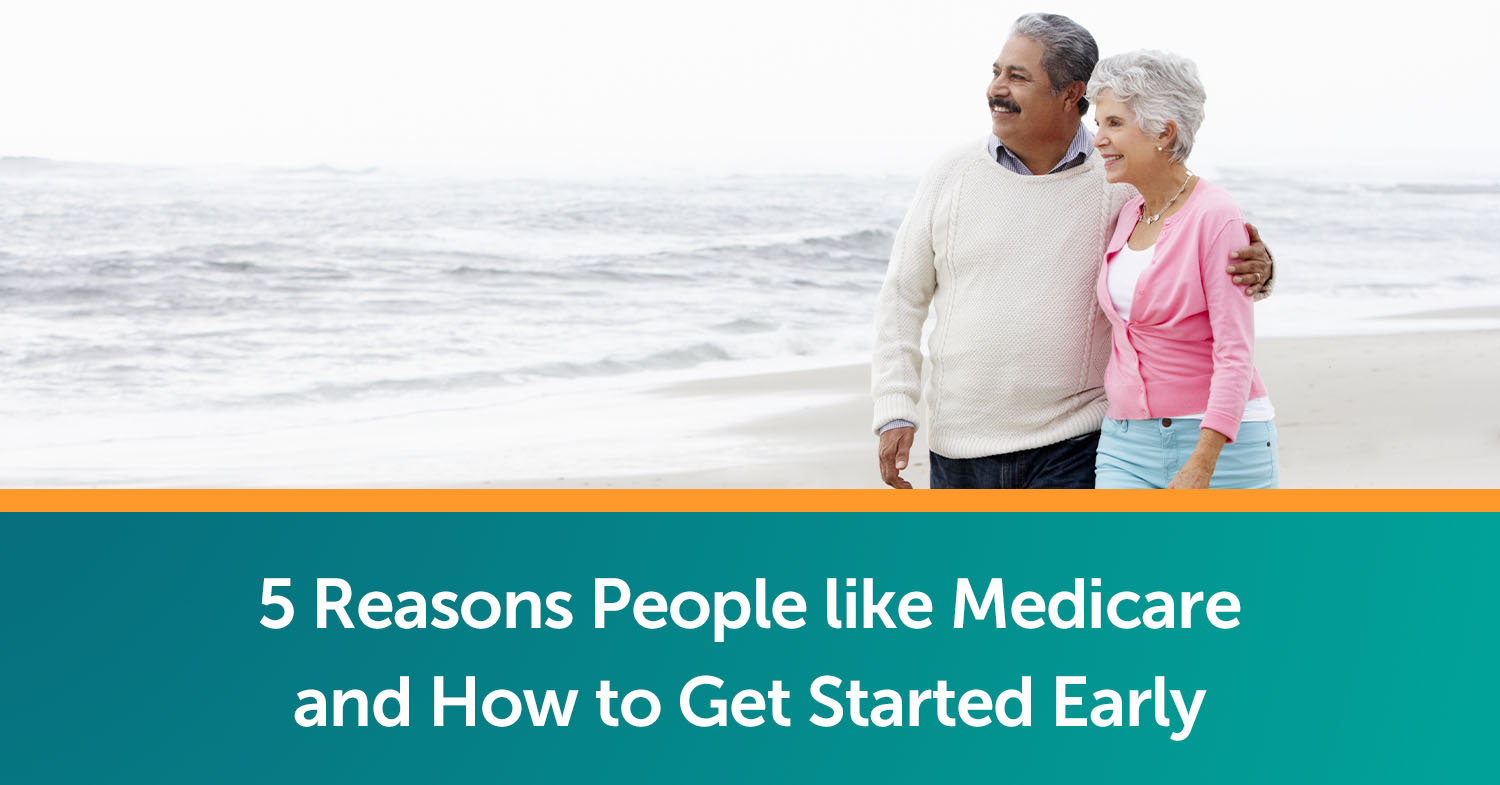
[{"left": 873, "top": 13, "right": 1272, "bottom": 489}]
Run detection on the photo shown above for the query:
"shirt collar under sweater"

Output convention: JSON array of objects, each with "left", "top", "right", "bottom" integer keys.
[{"left": 988, "top": 123, "right": 1094, "bottom": 175}]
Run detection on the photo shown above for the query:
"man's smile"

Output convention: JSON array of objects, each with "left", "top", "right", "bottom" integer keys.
[{"left": 989, "top": 97, "right": 1020, "bottom": 115}]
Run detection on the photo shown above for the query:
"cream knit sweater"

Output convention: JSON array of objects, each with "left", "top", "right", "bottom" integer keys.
[{"left": 872, "top": 140, "right": 1134, "bottom": 459}]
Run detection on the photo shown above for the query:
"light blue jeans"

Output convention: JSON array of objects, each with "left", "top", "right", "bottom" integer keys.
[{"left": 1095, "top": 417, "right": 1280, "bottom": 489}]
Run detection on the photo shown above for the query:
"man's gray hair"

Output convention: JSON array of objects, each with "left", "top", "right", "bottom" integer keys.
[
  {"left": 1009, "top": 12, "right": 1098, "bottom": 115},
  {"left": 1086, "top": 50, "right": 1206, "bottom": 163}
]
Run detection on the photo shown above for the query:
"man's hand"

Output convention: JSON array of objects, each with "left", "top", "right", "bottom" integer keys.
[
  {"left": 1227, "top": 222, "right": 1274, "bottom": 299},
  {"left": 878, "top": 426, "right": 915, "bottom": 489}
]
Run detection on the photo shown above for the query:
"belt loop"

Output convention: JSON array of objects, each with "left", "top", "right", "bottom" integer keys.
[{"left": 1120, "top": 420, "right": 1130, "bottom": 434}]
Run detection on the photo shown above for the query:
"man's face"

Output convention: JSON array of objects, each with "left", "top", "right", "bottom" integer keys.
[{"left": 988, "top": 36, "right": 1074, "bottom": 144}]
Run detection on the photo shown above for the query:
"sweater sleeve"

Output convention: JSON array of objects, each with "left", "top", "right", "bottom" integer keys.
[
  {"left": 870, "top": 156, "right": 950, "bottom": 434},
  {"left": 1198, "top": 217, "right": 1257, "bottom": 442}
]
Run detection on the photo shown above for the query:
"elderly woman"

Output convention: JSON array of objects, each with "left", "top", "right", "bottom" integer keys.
[{"left": 1088, "top": 50, "right": 1279, "bottom": 489}]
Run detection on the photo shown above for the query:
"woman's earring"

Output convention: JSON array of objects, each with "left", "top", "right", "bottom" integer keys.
[{"left": 1156, "top": 146, "right": 1164, "bottom": 151}]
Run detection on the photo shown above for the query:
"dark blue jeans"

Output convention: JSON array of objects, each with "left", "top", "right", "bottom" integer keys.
[{"left": 929, "top": 431, "right": 1101, "bottom": 489}]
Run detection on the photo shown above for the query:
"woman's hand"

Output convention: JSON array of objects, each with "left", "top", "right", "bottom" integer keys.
[
  {"left": 1167, "top": 429, "right": 1230, "bottom": 489},
  {"left": 1167, "top": 459, "right": 1215, "bottom": 489}
]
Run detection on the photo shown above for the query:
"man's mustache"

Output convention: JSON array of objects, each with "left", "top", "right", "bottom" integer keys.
[{"left": 989, "top": 96, "right": 1020, "bottom": 113}]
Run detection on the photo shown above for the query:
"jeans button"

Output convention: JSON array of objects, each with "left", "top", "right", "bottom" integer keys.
[{"left": 1161, "top": 418, "right": 1173, "bottom": 427}]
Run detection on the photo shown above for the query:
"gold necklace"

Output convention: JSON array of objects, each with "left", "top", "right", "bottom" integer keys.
[{"left": 1139, "top": 171, "right": 1195, "bottom": 225}]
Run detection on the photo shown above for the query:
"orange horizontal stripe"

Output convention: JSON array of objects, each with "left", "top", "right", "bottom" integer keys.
[{"left": 0, "top": 489, "right": 1496, "bottom": 513}]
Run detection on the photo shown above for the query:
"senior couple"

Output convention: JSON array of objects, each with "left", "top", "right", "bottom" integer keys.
[{"left": 873, "top": 12, "right": 1278, "bottom": 490}]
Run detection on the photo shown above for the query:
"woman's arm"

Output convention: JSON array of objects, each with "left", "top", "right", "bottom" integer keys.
[
  {"left": 1196, "top": 217, "right": 1257, "bottom": 442},
  {"left": 1171, "top": 216, "right": 1257, "bottom": 489},
  {"left": 1169, "top": 429, "right": 1228, "bottom": 489}
]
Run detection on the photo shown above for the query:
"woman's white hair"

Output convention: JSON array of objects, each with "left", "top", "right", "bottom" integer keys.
[{"left": 1086, "top": 50, "right": 1206, "bottom": 163}]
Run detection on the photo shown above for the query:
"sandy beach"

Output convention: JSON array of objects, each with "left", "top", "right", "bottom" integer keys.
[
  {"left": 510, "top": 324, "right": 1500, "bottom": 489},
  {"left": 5, "top": 314, "right": 1496, "bottom": 489}
]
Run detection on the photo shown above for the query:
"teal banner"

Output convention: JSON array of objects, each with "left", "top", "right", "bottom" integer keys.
[{"left": 5, "top": 513, "right": 1494, "bottom": 782}]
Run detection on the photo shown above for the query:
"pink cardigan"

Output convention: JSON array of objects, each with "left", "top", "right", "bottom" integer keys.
[{"left": 1096, "top": 179, "right": 1267, "bottom": 442}]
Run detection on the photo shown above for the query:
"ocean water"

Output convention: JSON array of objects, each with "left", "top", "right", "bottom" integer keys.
[{"left": 3, "top": 157, "right": 1498, "bottom": 484}]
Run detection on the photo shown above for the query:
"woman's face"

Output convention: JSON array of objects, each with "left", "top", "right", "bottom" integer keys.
[{"left": 1092, "top": 90, "right": 1168, "bottom": 186}]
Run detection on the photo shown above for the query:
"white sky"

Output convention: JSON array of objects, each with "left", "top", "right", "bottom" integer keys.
[{"left": 2, "top": 0, "right": 1494, "bottom": 177}]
